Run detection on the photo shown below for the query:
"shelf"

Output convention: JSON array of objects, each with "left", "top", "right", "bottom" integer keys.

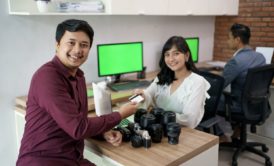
[
  {"left": 9, "top": 11, "right": 109, "bottom": 16},
  {"left": 8, "top": 0, "right": 239, "bottom": 16}
]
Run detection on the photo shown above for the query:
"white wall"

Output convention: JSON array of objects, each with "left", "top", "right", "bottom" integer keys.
[{"left": 0, "top": 1, "right": 215, "bottom": 165}]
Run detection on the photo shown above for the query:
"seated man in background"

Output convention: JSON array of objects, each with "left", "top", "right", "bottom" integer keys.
[
  {"left": 16, "top": 19, "right": 138, "bottom": 166},
  {"left": 218, "top": 23, "right": 266, "bottom": 142}
]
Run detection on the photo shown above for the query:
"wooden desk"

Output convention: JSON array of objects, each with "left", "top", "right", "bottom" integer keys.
[
  {"left": 15, "top": 71, "right": 159, "bottom": 112},
  {"left": 85, "top": 128, "right": 218, "bottom": 166},
  {"left": 196, "top": 61, "right": 223, "bottom": 75},
  {"left": 16, "top": 62, "right": 273, "bottom": 111},
  {"left": 197, "top": 61, "right": 274, "bottom": 85},
  {"left": 15, "top": 90, "right": 132, "bottom": 112}
]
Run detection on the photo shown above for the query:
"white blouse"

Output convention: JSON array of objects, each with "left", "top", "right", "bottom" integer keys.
[{"left": 140, "top": 72, "right": 210, "bottom": 129}]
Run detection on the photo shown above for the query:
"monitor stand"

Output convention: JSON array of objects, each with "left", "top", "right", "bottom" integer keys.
[
  {"left": 106, "top": 74, "right": 136, "bottom": 84},
  {"left": 105, "top": 75, "right": 120, "bottom": 84},
  {"left": 114, "top": 75, "right": 140, "bottom": 84},
  {"left": 114, "top": 75, "right": 121, "bottom": 83},
  {"left": 106, "top": 75, "right": 122, "bottom": 83}
]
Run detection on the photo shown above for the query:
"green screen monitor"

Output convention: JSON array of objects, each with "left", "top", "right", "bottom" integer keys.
[
  {"left": 185, "top": 37, "right": 199, "bottom": 63},
  {"left": 97, "top": 42, "right": 143, "bottom": 78}
]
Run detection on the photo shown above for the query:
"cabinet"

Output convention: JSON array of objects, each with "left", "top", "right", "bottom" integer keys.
[
  {"left": 8, "top": 0, "right": 239, "bottom": 15},
  {"left": 168, "top": 0, "right": 239, "bottom": 15},
  {"left": 207, "top": 0, "right": 239, "bottom": 15},
  {"left": 108, "top": 0, "right": 168, "bottom": 15}
]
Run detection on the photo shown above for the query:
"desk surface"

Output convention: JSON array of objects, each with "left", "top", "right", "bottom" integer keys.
[
  {"left": 197, "top": 61, "right": 274, "bottom": 85},
  {"left": 17, "top": 61, "right": 272, "bottom": 111},
  {"left": 15, "top": 71, "right": 158, "bottom": 112},
  {"left": 13, "top": 62, "right": 223, "bottom": 111},
  {"left": 85, "top": 128, "right": 218, "bottom": 166},
  {"left": 14, "top": 104, "right": 218, "bottom": 166},
  {"left": 14, "top": 65, "right": 215, "bottom": 112}
]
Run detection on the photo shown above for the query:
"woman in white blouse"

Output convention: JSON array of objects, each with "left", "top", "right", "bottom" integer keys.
[{"left": 135, "top": 36, "right": 210, "bottom": 128}]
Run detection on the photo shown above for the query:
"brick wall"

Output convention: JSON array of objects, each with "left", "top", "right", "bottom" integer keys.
[{"left": 213, "top": 0, "right": 274, "bottom": 61}]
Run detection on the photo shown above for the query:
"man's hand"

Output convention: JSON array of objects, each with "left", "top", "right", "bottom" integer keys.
[{"left": 103, "top": 130, "right": 122, "bottom": 147}]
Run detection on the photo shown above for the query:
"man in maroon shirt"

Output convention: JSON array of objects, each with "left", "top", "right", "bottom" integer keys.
[{"left": 16, "top": 19, "right": 138, "bottom": 166}]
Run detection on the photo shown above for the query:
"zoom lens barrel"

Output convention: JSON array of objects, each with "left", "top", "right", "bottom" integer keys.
[
  {"left": 140, "top": 113, "right": 156, "bottom": 130},
  {"left": 161, "top": 111, "right": 176, "bottom": 136},
  {"left": 134, "top": 108, "right": 147, "bottom": 123},
  {"left": 166, "top": 122, "right": 181, "bottom": 145}
]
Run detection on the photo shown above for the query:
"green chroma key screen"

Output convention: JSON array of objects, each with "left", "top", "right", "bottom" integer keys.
[
  {"left": 97, "top": 42, "right": 143, "bottom": 77},
  {"left": 185, "top": 37, "right": 199, "bottom": 63}
]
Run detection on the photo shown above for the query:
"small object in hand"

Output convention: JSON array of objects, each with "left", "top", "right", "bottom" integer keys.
[{"left": 129, "top": 94, "right": 144, "bottom": 103}]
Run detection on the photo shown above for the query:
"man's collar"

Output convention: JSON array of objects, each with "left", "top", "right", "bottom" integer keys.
[
  {"left": 52, "top": 56, "right": 84, "bottom": 79},
  {"left": 233, "top": 46, "right": 252, "bottom": 57}
]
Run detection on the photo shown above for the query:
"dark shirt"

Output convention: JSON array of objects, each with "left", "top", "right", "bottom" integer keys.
[{"left": 17, "top": 56, "right": 121, "bottom": 166}]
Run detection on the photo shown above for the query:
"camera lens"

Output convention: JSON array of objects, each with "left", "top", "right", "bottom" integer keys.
[
  {"left": 131, "top": 135, "right": 143, "bottom": 148},
  {"left": 148, "top": 123, "right": 163, "bottom": 143},
  {"left": 166, "top": 122, "right": 181, "bottom": 145},
  {"left": 134, "top": 108, "right": 147, "bottom": 123},
  {"left": 151, "top": 107, "right": 164, "bottom": 123},
  {"left": 140, "top": 113, "right": 156, "bottom": 130},
  {"left": 161, "top": 111, "right": 176, "bottom": 124},
  {"left": 161, "top": 111, "right": 176, "bottom": 136}
]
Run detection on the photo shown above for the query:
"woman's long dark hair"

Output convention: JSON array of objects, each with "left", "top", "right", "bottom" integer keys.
[{"left": 157, "top": 36, "right": 198, "bottom": 85}]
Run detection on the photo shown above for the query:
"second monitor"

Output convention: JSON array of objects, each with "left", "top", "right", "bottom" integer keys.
[{"left": 185, "top": 37, "right": 199, "bottom": 63}]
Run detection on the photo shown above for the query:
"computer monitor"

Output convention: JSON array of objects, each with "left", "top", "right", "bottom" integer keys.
[
  {"left": 97, "top": 42, "right": 143, "bottom": 81},
  {"left": 185, "top": 37, "right": 199, "bottom": 63}
]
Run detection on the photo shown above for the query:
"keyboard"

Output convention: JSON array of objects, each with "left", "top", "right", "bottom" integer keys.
[
  {"left": 206, "top": 61, "right": 226, "bottom": 68},
  {"left": 108, "top": 80, "right": 151, "bottom": 91}
]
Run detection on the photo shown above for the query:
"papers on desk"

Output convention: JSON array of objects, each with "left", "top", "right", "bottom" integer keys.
[
  {"left": 206, "top": 61, "right": 226, "bottom": 68},
  {"left": 92, "top": 82, "right": 112, "bottom": 116}
]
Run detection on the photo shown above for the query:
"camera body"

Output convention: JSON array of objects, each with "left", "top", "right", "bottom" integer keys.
[
  {"left": 130, "top": 123, "right": 151, "bottom": 148},
  {"left": 114, "top": 126, "right": 132, "bottom": 142}
]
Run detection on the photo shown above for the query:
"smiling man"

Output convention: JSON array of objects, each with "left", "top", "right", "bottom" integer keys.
[{"left": 16, "top": 19, "right": 138, "bottom": 166}]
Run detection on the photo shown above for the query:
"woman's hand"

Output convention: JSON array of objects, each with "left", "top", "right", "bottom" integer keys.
[
  {"left": 133, "top": 89, "right": 145, "bottom": 100},
  {"left": 103, "top": 130, "right": 122, "bottom": 147}
]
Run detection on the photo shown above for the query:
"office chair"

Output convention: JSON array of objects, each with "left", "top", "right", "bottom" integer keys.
[
  {"left": 220, "top": 64, "right": 274, "bottom": 166},
  {"left": 197, "top": 71, "right": 225, "bottom": 134}
]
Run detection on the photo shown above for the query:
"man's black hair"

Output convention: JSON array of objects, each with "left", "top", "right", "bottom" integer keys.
[
  {"left": 230, "top": 23, "right": 250, "bottom": 45},
  {"left": 56, "top": 19, "right": 94, "bottom": 47}
]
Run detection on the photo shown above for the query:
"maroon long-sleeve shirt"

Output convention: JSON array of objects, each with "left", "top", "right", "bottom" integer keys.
[{"left": 17, "top": 56, "right": 121, "bottom": 166}]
